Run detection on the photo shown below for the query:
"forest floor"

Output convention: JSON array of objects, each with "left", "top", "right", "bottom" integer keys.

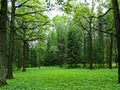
[{"left": 0, "top": 67, "right": 120, "bottom": 90}]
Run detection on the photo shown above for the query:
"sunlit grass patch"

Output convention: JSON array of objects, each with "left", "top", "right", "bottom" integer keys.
[{"left": 0, "top": 67, "right": 120, "bottom": 90}]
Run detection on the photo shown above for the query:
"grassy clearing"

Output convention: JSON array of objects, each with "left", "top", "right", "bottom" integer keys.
[{"left": 0, "top": 67, "right": 120, "bottom": 90}]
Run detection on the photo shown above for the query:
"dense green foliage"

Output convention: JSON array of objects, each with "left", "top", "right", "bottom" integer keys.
[
  {"left": 0, "top": 67, "right": 120, "bottom": 90},
  {"left": 2, "top": 0, "right": 117, "bottom": 69}
]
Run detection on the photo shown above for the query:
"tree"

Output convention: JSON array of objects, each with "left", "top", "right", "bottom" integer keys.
[
  {"left": 7, "top": 0, "right": 40, "bottom": 78},
  {"left": 16, "top": 41, "right": 23, "bottom": 70},
  {"left": 112, "top": 0, "right": 120, "bottom": 83},
  {"left": 53, "top": 15, "right": 68, "bottom": 67},
  {"left": 66, "top": 21, "right": 81, "bottom": 68},
  {"left": 44, "top": 31, "right": 58, "bottom": 66},
  {"left": 7, "top": 0, "right": 16, "bottom": 79},
  {"left": 35, "top": 41, "right": 46, "bottom": 68},
  {"left": 15, "top": 19, "right": 47, "bottom": 71},
  {"left": 74, "top": 4, "right": 95, "bottom": 69},
  {"left": 0, "top": 0, "right": 8, "bottom": 86},
  {"left": 13, "top": 0, "right": 49, "bottom": 71},
  {"left": 29, "top": 48, "right": 37, "bottom": 67}
]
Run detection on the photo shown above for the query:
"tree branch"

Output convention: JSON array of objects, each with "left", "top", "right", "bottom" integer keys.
[
  {"left": 92, "top": 27, "right": 115, "bottom": 36},
  {"left": 98, "top": 8, "right": 113, "bottom": 18},
  {"left": 15, "top": 10, "right": 44, "bottom": 16},
  {"left": 15, "top": 0, "right": 30, "bottom": 9}
]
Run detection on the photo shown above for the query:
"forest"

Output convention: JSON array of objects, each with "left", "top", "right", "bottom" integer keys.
[{"left": 0, "top": 0, "right": 120, "bottom": 89}]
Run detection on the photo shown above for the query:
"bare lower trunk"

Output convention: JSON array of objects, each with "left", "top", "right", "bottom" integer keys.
[
  {"left": 6, "top": 0, "right": 16, "bottom": 79},
  {"left": 17, "top": 44, "right": 22, "bottom": 70},
  {"left": 0, "top": 0, "right": 8, "bottom": 86},
  {"left": 112, "top": 0, "right": 120, "bottom": 83},
  {"left": 83, "top": 32, "right": 86, "bottom": 67},
  {"left": 23, "top": 41, "right": 27, "bottom": 72},
  {"left": 89, "top": 18, "right": 93, "bottom": 70},
  {"left": 109, "top": 35, "right": 113, "bottom": 69}
]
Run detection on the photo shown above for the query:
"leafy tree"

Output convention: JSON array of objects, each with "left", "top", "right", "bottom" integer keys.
[
  {"left": 66, "top": 21, "right": 81, "bottom": 68},
  {"left": 12, "top": 0, "right": 49, "bottom": 72},
  {"left": 44, "top": 31, "right": 58, "bottom": 66},
  {"left": 74, "top": 4, "right": 95, "bottom": 69},
  {"left": 53, "top": 15, "right": 68, "bottom": 67},
  {"left": 35, "top": 40, "right": 46, "bottom": 68},
  {"left": 29, "top": 48, "right": 37, "bottom": 67}
]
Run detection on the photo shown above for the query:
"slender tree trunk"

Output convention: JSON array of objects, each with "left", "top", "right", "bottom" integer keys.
[
  {"left": 89, "top": 17, "right": 93, "bottom": 70},
  {"left": 17, "top": 44, "right": 22, "bottom": 71},
  {"left": 36, "top": 51, "right": 40, "bottom": 68},
  {"left": 115, "top": 40, "right": 118, "bottom": 68},
  {"left": 106, "top": 36, "right": 109, "bottom": 68},
  {"left": 23, "top": 40, "right": 27, "bottom": 72},
  {"left": 38, "top": 55, "right": 41, "bottom": 68},
  {"left": 101, "top": 33, "right": 104, "bottom": 68},
  {"left": 83, "top": 32, "right": 86, "bottom": 67},
  {"left": 109, "top": 34, "right": 113, "bottom": 69},
  {"left": 6, "top": 0, "right": 16, "bottom": 79},
  {"left": 112, "top": 0, "right": 120, "bottom": 83},
  {"left": 100, "top": 32, "right": 104, "bottom": 68},
  {"left": 0, "top": 0, "right": 8, "bottom": 86}
]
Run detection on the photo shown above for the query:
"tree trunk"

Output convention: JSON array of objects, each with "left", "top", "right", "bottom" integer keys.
[
  {"left": 109, "top": 34, "right": 113, "bottom": 69},
  {"left": 89, "top": 17, "right": 93, "bottom": 70},
  {"left": 17, "top": 43, "right": 22, "bottom": 71},
  {"left": 6, "top": 0, "right": 16, "bottom": 79},
  {"left": 83, "top": 32, "right": 86, "bottom": 67},
  {"left": 115, "top": 40, "right": 118, "bottom": 68},
  {"left": 0, "top": 0, "right": 8, "bottom": 86},
  {"left": 112, "top": 0, "right": 120, "bottom": 83},
  {"left": 23, "top": 40, "right": 27, "bottom": 72}
]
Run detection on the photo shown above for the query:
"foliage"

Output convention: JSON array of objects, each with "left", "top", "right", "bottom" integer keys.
[
  {"left": 66, "top": 21, "right": 82, "bottom": 68},
  {"left": 28, "top": 48, "right": 37, "bottom": 67},
  {"left": 53, "top": 15, "right": 69, "bottom": 67},
  {"left": 44, "top": 31, "right": 58, "bottom": 66}
]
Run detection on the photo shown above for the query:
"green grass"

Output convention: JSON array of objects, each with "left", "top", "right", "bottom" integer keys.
[{"left": 1, "top": 67, "right": 120, "bottom": 90}]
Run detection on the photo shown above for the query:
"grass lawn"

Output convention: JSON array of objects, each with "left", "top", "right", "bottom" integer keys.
[{"left": 1, "top": 67, "right": 120, "bottom": 90}]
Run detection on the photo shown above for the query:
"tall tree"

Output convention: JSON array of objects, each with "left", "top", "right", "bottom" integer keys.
[
  {"left": 44, "top": 31, "right": 58, "bottom": 66},
  {"left": 7, "top": 0, "right": 16, "bottom": 79},
  {"left": 14, "top": 0, "right": 49, "bottom": 71},
  {"left": 0, "top": 0, "right": 8, "bottom": 86},
  {"left": 74, "top": 5, "right": 95, "bottom": 69},
  {"left": 53, "top": 15, "right": 68, "bottom": 67},
  {"left": 112, "top": 0, "right": 120, "bottom": 83},
  {"left": 66, "top": 22, "right": 81, "bottom": 68}
]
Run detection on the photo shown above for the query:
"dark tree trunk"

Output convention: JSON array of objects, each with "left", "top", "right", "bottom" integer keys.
[
  {"left": 99, "top": 17, "right": 104, "bottom": 68},
  {"left": 17, "top": 44, "right": 22, "bottom": 71},
  {"left": 89, "top": 17, "right": 93, "bottom": 70},
  {"left": 6, "top": 0, "right": 16, "bottom": 79},
  {"left": 112, "top": 0, "right": 120, "bottom": 83},
  {"left": 23, "top": 40, "right": 27, "bottom": 72},
  {"left": 0, "top": 0, "right": 8, "bottom": 86},
  {"left": 83, "top": 32, "right": 86, "bottom": 67},
  {"left": 100, "top": 33, "right": 104, "bottom": 68},
  {"left": 106, "top": 37, "right": 109, "bottom": 68},
  {"left": 98, "top": 17, "right": 104, "bottom": 68},
  {"left": 115, "top": 41, "right": 118, "bottom": 68},
  {"left": 109, "top": 34, "right": 113, "bottom": 69}
]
